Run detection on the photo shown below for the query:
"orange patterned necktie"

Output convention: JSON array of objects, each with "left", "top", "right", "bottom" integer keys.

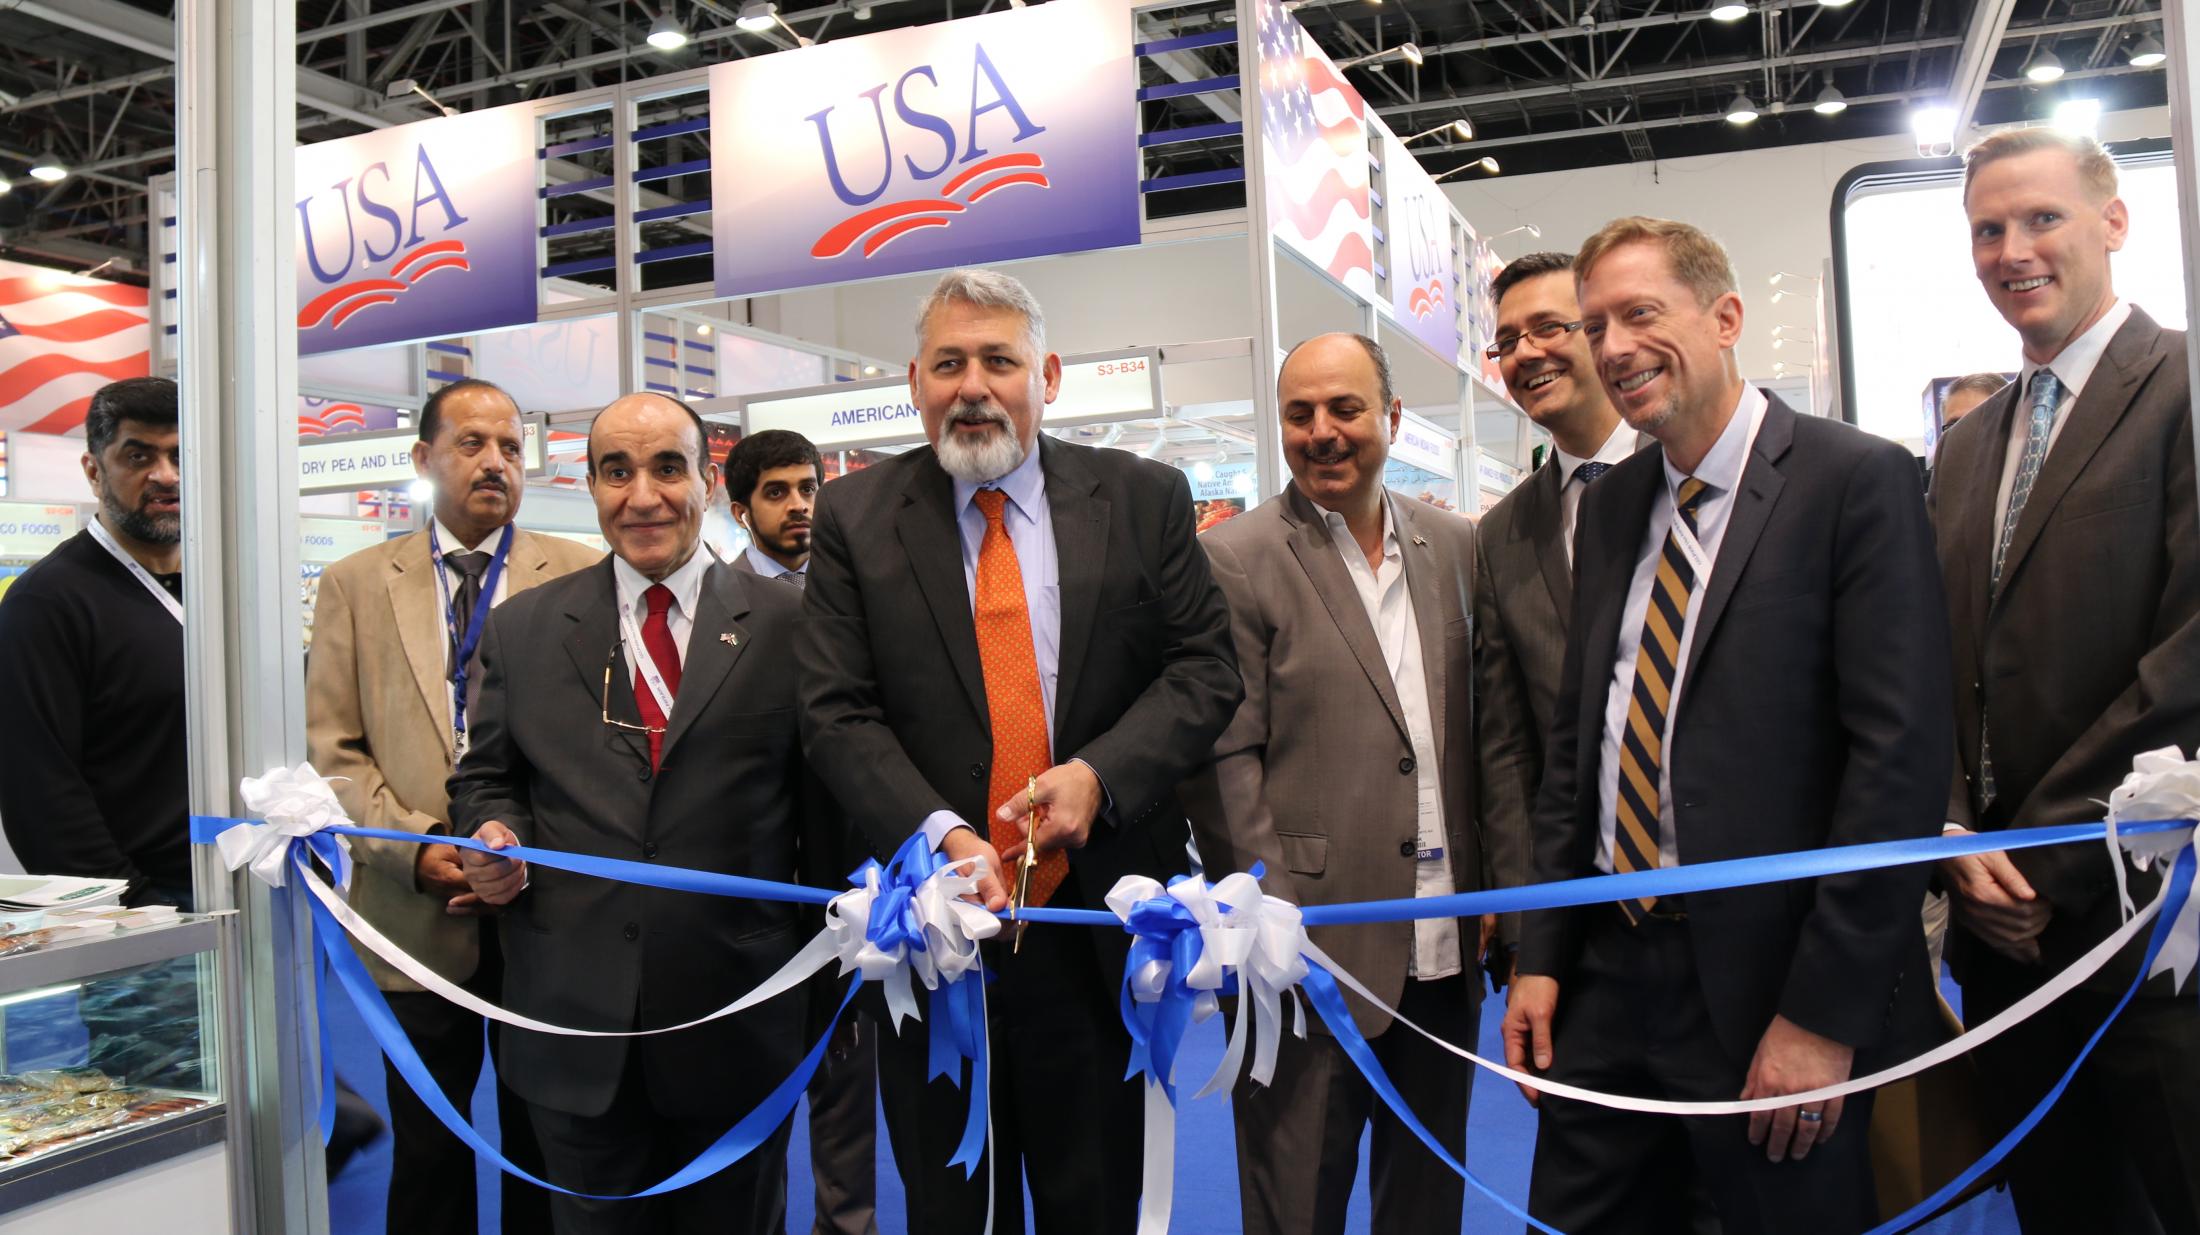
[{"left": 972, "top": 488, "right": 1068, "bottom": 906}]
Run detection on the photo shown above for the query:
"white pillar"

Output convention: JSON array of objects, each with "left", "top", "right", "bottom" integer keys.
[
  {"left": 1237, "top": 0, "right": 1287, "bottom": 501},
  {"left": 2165, "top": 0, "right": 2200, "bottom": 490}
]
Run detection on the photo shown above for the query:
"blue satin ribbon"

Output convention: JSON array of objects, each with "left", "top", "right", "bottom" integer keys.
[
  {"left": 875, "top": 834, "right": 992, "bottom": 1175},
  {"left": 1116, "top": 873, "right": 1242, "bottom": 1104}
]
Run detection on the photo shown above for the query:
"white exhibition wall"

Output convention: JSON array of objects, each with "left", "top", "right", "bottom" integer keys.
[{"left": 1442, "top": 105, "right": 2176, "bottom": 401}]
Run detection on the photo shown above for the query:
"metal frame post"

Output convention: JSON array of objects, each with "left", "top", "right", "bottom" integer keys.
[
  {"left": 2163, "top": 0, "right": 2200, "bottom": 496},
  {"left": 1237, "top": 0, "right": 1287, "bottom": 501}
]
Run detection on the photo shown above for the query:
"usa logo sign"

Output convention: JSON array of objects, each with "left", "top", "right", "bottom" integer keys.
[
  {"left": 293, "top": 103, "right": 538, "bottom": 355},
  {"left": 1379, "top": 128, "right": 1461, "bottom": 366},
  {"left": 710, "top": 0, "right": 1140, "bottom": 298}
]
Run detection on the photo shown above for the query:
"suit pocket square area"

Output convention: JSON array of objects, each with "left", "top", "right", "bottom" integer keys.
[
  {"left": 2060, "top": 477, "right": 2152, "bottom": 522},
  {"left": 1277, "top": 830, "right": 1327, "bottom": 877}
]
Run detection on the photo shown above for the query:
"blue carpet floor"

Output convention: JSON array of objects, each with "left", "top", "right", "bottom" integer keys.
[{"left": 320, "top": 984, "right": 2019, "bottom": 1233}]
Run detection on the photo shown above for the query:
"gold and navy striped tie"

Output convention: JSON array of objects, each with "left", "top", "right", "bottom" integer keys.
[{"left": 1613, "top": 477, "right": 1710, "bottom": 921}]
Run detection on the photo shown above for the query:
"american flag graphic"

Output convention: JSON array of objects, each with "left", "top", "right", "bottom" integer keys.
[
  {"left": 0, "top": 258, "right": 151, "bottom": 435},
  {"left": 1257, "top": 0, "right": 1375, "bottom": 298}
]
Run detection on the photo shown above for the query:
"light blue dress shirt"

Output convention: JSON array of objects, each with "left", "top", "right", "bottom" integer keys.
[{"left": 742, "top": 543, "right": 806, "bottom": 580}]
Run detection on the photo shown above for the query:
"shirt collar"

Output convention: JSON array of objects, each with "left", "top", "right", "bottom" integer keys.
[
  {"left": 2019, "top": 297, "right": 2130, "bottom": 403},
  {"left": 433, "top": 520, "right": 507, "bottom": 558},
  {"left": 1662, "top": 383, "right": 1767, "bottom": 500},
  {"left": 742, "top": 543, "right": 803, "bottom": 578},
  {"left": 951, "top": 438, "right": 1047, "bottom": 523},
  {"left": 612, "top": 544, "right": 710, "bottom": 624},
  {"left": 1317, "top": 491, "right": 1400, "bottom": 560},
  {"left": 1552, "top": 422, "right": 1635, "bottom": 485}
]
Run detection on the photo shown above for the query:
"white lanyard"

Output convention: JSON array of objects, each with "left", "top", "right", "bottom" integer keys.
[
  {"left": 87, "top": 519, "right": 183, "bottom": 624},
  {"left": 618, "top": 606, "right": 679, "bottom": 720},
  {"left": 1670, "top": 494, "right": 1713, "bottom": 581}
]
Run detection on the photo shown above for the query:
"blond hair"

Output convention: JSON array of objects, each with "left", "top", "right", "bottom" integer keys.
[
  {"left": 1963, "top": 127, "right": 2119, "bottom": 203},
  {"left": 1574, "top": 216, "right": 1737, "bottom": 309}
]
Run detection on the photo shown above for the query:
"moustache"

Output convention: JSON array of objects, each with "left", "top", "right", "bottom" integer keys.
[
  {"left": 1304, "top": 445, "right": 1354, "bottom": 465},
  {"left": 948, "top": 402, "right": 1010, "bottom": 428},
  {"left": 139, "top": 489, "right": 180, "bottom": 507}
]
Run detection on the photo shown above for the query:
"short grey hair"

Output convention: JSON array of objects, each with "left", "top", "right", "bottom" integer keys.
[{"left": 913, "top": 268, "right": 1047, "bottom": 360}]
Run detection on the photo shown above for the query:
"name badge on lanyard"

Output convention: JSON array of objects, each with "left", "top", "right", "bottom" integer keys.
[
  {"left": 618, "top": 607, "right": 678, "bottom": 721},
  {"left": 87, "top": 519, "right": 183, "bottom": 624},
  {"left": 432, "top": 524, "right": 512, "bottom": 761},
  {"left": 1671, "top": 499, "right": 1713, "bottom": 581}
]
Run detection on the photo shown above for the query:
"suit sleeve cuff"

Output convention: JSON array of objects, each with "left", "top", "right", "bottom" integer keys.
[
  {"left": 1071, "top": 758, "right": 1117, "bottom": 829},
  {"left": 921, "top": 810, "right": 974, "bottom": 852}
]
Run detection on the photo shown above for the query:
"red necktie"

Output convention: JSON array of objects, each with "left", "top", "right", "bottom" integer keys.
[
  {"left": 635, "top": 583, "right": 682, "bottom": 770},
  {"left": 972, "top": 489, "right": 1068, "bottom": 906}
]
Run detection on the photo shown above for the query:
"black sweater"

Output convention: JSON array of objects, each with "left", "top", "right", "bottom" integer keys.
[{"left": 0, "top": 529, "right": 190, "bottom": 903}]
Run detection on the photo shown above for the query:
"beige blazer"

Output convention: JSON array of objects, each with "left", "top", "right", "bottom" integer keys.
[
  {"left": 306, "top": 525, "right": 603, "bottom": 990},
  {"left": 1181, "top": 485, "right": 1479, "bottom": 1036}
]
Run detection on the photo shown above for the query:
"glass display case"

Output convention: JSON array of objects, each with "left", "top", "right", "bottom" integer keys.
[{"left": 0, "top": 915, "right": 225, "bottom": 1219}]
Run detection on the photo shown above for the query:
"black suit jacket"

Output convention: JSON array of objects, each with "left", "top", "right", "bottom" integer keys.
[
  {"left": 448, "top": 557, "right": 817, "bottom": 1120},
  {"left": 1929, "top": 308, "right": 2200, "bottom": 987},
  {"left": 1520, "top": 395, "right": 1949, "bottom": 1066},
  {"left": 795, "top": 436, "right": 1242, "bottom": 979}
]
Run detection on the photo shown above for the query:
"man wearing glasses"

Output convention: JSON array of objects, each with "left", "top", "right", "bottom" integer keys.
[
  {"left": 1473, "top": 251, "right": 1636, "bottom": 990},
  {"left": 452, "top": 392, "right": 824, "bottom": 1235}
]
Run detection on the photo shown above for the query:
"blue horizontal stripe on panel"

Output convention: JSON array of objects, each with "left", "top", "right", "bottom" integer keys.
[
  {"left": 685, "top": 363, "right": 714, "bottom": 376},
  {"left": 1367, "top": 149, "right": 1382, "bottom": 168},
  {"left": 1137, "top": 74, "right": 1240, "bottom": 101},
  {"left": 539, "top": 134, "right": 614, "bottom": 159},
  {"left": 686, "top": 389, "right": 712, "bottom": 399},
  {"left": 689, "top": 339, "right": 715, "bottom": 353},
  {"left": 1372, "top": 261, "right": 1387, "bottom": 281},
  {"left": 541, "top": 254, "right": 617, "bottom": 279},
  {"left": 163, "top": 288, "right": 176, "bottom": 299},
  {"left": 1135, "top": 29, "right": 1239, "bottom": 55},
  {"left": 162, "top": 252, "right": 175, "bottom": 264},
  {"left": 645, "top": 381, "right": 678, "bottom": 394},
  {"left": 634, "top": 158, "right": 710, "bottom": 184},
  {"left": 542, "top": 176, "right": 614, "bottom": 199},
  {"left": 636, "top": 240, "right": 712, "bottom": 264},
  {"left": 632, "top": 116, "right": 711, "bottom": 142},
  {"left": 425, "top": 341, "right": 471, "bottom": 356},
  {"left": 1138, "top": 121, "right": 1242, "bottom": 148},
  {"left": 634, "top": 199, "right": 711, "bottom": 224},
  {"left": 1372, "top": 224, "right": 1386, "bottom": 246},
  {"left": 1369, "top": 188, "right": 1384, "bottom": 210},
  {"left": 642, "top": 331, "right": 679, "bottom": 345},
  {"left": 541, "top": 216, "right": 614, "bottom": 239},
  {"left": 162, "top": 215, "right": 176, "bottom": 226},
  {"left": 164, "top": 324, "right": 177, "bottom": 335},
  {"left": 426, "top": 369, "right": 466, "bottom": 383},
  {"left": 1140, "top": 167, "right": 1245, "bottom": 193},
  {"left": 644, "top": 356, "right": 677, "bottom": 369}
]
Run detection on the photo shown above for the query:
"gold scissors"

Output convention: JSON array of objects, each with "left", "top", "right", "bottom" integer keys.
[{"left": 1010, "top": 776, "right": 1042, "bottom": 953}]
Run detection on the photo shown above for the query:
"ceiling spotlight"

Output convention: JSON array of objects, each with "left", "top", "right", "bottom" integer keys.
[
  {"left": 1708, "top": 3, "right": 1750, "bottom": 21},
  {"left": 1478, "top": 156, "right": 1499, "bottom": 174},
  {"left": 1725, "top": 92, "right": 1759, "bottom": 124},
  {"left": 1405, "top": 119, "right": 1473, "bottom": 144},
  {"left": 2128, "top": 35, "right": 2166, "bottom": 68},
  {"left": 2025, "top": 50, "right": 2066, "bottom": 83},
  {"left": 695, "top": 322, "right": 712, "bottom": 336},
  {"left": 1768, "top": 270, "right": 1821, "bottom": 287},
  {"left": 1813, "top": 84, "right": 1848, "bottom": 115},
  {"left": 1401, "top": 42, "right": 1424, "bottom": 67},
  {"left": 27, "top": 151, "right": 67, "bottom": 183},
  {"left": 2053, "top": 96, "right": 2103, "bottom": 138},
  {"left": 862, "top": 364, "right": 881, "bottom": 376},
  {"left": 736, "top": 0, "right": 778, "bottom": 31},
  {"left": 1339, "top": 43, "right": 1422, "bottom": 71},
  {"left": 1491, "top": 223, "right": 1542, "bottom": 242},
  {"left": 647, "top": 11, "right": 689, "bottom": 50},
  {"left": 1817, "top": 0, "right": 1854, "bottom": 6},
  {"left": 0, "top": 174, "right": 12, "bottom": 196},
  {"left": 1911, "top": 104, "right": 1957, "bottom": 157}
]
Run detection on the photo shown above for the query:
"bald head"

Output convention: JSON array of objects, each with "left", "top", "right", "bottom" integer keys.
[{"left": 586, "top": 392, "right": 719, "bottom": 581}]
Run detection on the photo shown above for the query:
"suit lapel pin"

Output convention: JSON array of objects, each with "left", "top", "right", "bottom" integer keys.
[
  {"left": 1411, "top": 534, "right": 1429, "bottom": 547},
  {"left": 719, "top": 632, "right": 738, "bottom": 646}
]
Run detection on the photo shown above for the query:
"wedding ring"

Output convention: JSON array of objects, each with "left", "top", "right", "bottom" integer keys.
[{"left": 1797, "top": 1109, "right": 1824, "bottom": 1123}]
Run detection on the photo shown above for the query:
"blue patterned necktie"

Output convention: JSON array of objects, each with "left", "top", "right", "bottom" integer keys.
[
  {"left": 1573, "top": 460, "right": 1613, "bottom": 487},
  {"left": 1980, "top": 367, "right": 2062, "bottom": 804}
]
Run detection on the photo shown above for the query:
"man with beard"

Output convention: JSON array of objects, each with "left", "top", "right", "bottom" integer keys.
[
  {"left": 726, "top": 430, "right": 822, "bottom": 584},
  {"left": 0, "top": 377, "right": 191, "bottom": 908},
  {"left": 307, "top": 378, "right": 595, "bottom": 1235},
  {"left": 796, "top": 268, "right": 1241, "bottom": 1234},
  {"left": 1181, "top": 333, "right": 1486, "bottom": 1235}
]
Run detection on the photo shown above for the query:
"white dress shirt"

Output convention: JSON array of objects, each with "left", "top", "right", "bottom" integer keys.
[
  {"left": 1995, "top": 298, "right": 2132, "bottom": 546},
  {"left": 611, "top": 545, "right": 709, "bottom": 679},
  {"left": 1552, "top": 425, "right": 1638, "bottom": 568},
  {"left": 1595, "top": 385, "right": 1768, "bottom": 874},
  {"left": 1320, "top": 495, "right": 1460, "bottom": 980}
]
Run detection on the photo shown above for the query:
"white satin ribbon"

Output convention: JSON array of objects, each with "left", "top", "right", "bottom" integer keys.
[
  {"left": 2103, "top": 746, "right": 2200, "bottom": 991},
  {"left": 837, "top": 856, "right": 999, "bottom": 1032},
  {"left": 220, "top": 763, "right": 355, "bottom": 892}
]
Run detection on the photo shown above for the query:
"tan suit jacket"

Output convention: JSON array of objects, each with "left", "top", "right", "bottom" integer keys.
[
  {"left": 1182, "top": 485, "right": 1479, "bottom": 1036},
  {"left": 306, "top": 525, "right": 602, "bottom": 990}
]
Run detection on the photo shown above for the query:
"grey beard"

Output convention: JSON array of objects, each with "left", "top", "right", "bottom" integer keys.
[
  {"left": 935, "top": 414, "right": 1026, "bottom": 485},
  {"left": 106, "top": 492, "right": 180, "bottom": 546}
]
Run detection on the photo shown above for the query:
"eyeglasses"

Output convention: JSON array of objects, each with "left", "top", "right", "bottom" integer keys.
[
  {"left": 601, "top": 642, "right": 666, "bottom": 737},
  {"left": 1485, "top": 319, "right": 1584, "bottom": 360}
]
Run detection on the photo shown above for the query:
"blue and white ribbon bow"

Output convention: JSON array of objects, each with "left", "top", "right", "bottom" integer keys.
[
  {"left": 2104, "top": 746, "right": 2200, "bottom": 992},
  {"left": 1108, "top": 866, "right": 1309, "bottom": 1235},
  {"left": 217, "top": 762, "right": 353, "bottom": 892}
]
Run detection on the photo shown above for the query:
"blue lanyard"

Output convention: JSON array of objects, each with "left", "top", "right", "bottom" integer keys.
[{"left": 429, "top": 523, "right": 512, "bottom": 746}]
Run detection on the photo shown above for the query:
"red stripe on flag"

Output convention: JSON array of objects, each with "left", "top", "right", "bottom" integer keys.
[
  {"left": 23, "top": 396, "right": 96, "bottom": 435},
  {"left": 0, "top": 307, "right": 148, "bottom": 344},
  {"left": 0, "top": 277, "right": 148, "bottom": 308},
  {"left": 0, "top": 351, "right": 150, "bottom": 404}
]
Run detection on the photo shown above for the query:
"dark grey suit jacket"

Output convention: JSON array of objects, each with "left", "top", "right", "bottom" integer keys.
[
  {"left": 1520, "top": 395, "right": 1948, "bottom": 1067},
  {"left": 794, "top": 436, "right": 1242, "bottom": 981},
  {"left": 1181, "top": 486, "right": 1479, "bottom": 1036},
  {"left": 1930, "top": 308, "right": 2200, "bottom": 989},
  {"left": 1473, "top": 457, "right": 1568, "bottom": 953},
  {"left": 448, "top": 557, "right": 814, "bottom": 1120}
]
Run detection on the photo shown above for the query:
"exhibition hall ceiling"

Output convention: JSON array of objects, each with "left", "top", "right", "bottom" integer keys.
[{"left": 0, "top": 0, "right": 2168, "bottom": 282}]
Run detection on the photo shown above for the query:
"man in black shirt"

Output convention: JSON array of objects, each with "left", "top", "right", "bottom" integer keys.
[{"left": 0, "top": 376, "right": 189, "bottom": 908}]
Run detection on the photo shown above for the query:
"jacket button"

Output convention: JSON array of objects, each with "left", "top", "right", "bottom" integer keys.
[
  {"left": 1399, "top": 840, "right": 1416, "bottom": 858},
  {"left": 643, "top": 842, "right": 659, "bottom": 859},
  {"left": 622, "top": 922, "right": 639, "bottom": 941},
  {"left": 969, "top": 763, "right": 985, "bottom": 781},
  {"left": 637, "top": 767, "right": 651, "bottom": 782},
  {"left": 1398, "top": 756, "right": 1416, "bottom": 775}
]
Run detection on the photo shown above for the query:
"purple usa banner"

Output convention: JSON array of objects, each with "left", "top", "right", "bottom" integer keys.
[
  {"left": 1378, "top": 127, "right": 1460, "bottom": 366},
  {"left": 709, "top": 0, "right": 1140, "bottom": 298},
  {"left": 293, "top": 103, "right": 539, "bottom": 355}
]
